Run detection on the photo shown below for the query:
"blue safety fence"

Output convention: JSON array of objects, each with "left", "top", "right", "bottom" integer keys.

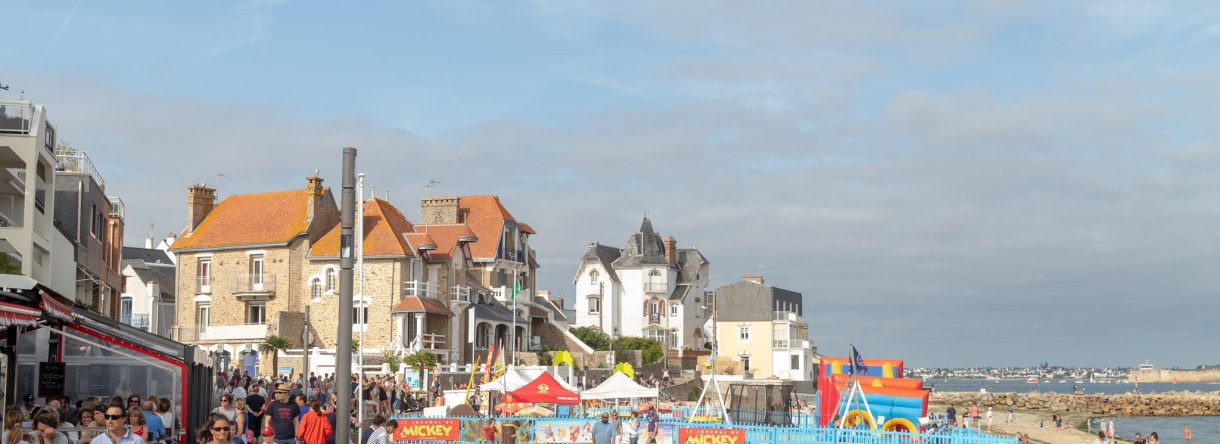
[{"left": 386, "top": 414, "right": 1019, "bottom": 444}]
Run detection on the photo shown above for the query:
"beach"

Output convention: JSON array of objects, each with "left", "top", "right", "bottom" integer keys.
[{"left": 929, "top": 402, "right": 1116, "bottom": 444}]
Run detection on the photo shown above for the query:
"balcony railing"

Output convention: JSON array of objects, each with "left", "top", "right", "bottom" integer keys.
[
  {"left": 108, "top": 197, "right": 125, "bottom": 219},
  {"left": 644, "top": 282, "right": 668, "bottom": 293},
  {"left": 773, "top": 339, "right": 790, "bottom": 348},
  {"left": 402, "top": 280, "right": 438, "bottom": 298},
  {"left": 230, "top": 274, "right": 276, "bottom": 293},
  {"left": 491, "top": 286, "right": 530, "bottom": 302},
  {"left": 451, "top": 285, "right": 471, "bottom": 302},
  {"left": 407, "top": 332, "right": 446, "bottom": 350},
  {"left": 56, "top": 153, "right": 106, "bottom": 187},
  {"left": 773, "top": 311, "right": 806, "bottom": 324},
  {"left": 174, "top": 323, "right": 267, "bottom": 342},
  {"left": 195, "top": 276, "right": 212, "bottom": 293},
  {"left": 0, "top": 211, "right": 16, "bottom": 228},
  {"left": 648, "top": 313, "right": 662, "bottom": 324},
  {"left": 0, "top": 103, "right": 33, "bottom": 135},
  {"left": 121, "top": 314, "right": 150, "bottom": 329}
]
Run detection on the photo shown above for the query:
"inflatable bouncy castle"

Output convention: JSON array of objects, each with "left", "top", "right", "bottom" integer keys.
[{"left": 817, "top": 357, "right": 928, "bottom": 432}]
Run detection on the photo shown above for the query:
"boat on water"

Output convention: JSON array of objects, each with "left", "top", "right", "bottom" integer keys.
[{"left": 1025, "top": 378, "right": 1038, "bottom": 383}]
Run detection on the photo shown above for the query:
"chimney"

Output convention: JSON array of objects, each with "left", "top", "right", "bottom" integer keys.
[
  {"left": 664, "top": 236, "right": 678, "bottom": 265},
  {"left": 306, "top": 172, "right": 324, "bottom": 219},
  {"left": 147, "top": 280, "right": 160, "bottom": 299},
  {"left": 742, "top": 273, "right": 764, "bottom": 284},
  {"left": 420, "top": 196, "right": 461, "bottom": 225},
  {"left": 536, "top": 290, "right": 550, "bottom": 300},
  {"left": 186, "top": 184, "right": 217, "bottom": 235},
  {"left": 144, "top": 236, "right": 153, "bottom": 249}
]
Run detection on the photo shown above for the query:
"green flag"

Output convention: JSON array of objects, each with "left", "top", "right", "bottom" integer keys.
[{"left": 512, "top": 278, "right": 521, "bottom": 302}]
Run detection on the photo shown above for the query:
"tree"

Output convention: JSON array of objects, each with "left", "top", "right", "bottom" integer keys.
[
  {"left": 613, "top": 337, "right": 664, "bottom": 364},
  {"left": 404, "top": 350, "right": 438, "bottom": 388},
  {"left": 260, "top": 335, "right": 291, "bottom": 377},
  {"left": 569, "top": 327, "right": 611, "bottom": 350},
  {"left": 55, "top": 140, "right": 79, "bottom": 171},
  {"left": 383, "top": 350, "right": 404, "bottom": 374},
  {"left": 0, "top": 253, "right": 21, "bottom": 275}
]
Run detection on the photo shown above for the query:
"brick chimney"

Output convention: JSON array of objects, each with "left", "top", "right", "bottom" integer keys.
[
  {"left": 742, "top": 273, "right": 764, "bottom": 284},
  {"left": 664, "top": 236, "right": 678, "bottom": 265},
  {"left": 420, "top": 196, "right": 461, "bottom": 224},
  {"left": 186, "top": 184, "right": 217, "bottom": 235},
  {"left": 306, "top": 172, "right": 324, "bottom": 219}
]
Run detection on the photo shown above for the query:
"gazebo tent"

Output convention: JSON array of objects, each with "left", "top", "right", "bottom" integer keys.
[
  {"left": 480, "top": 368, "right": 580, "bottom": 393},
  {"left": 581, "top": 372, "right": 659, "bottom": 400},
  {"left": 508, "top": 371, "right": 581, "bottom": 404}
]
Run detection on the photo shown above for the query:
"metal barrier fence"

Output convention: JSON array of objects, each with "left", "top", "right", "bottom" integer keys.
[{"left": 386, "top": 414, "right": 1019, "bottom": 444}]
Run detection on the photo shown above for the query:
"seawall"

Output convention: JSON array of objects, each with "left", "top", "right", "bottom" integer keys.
[
  {"left": 1129, "top": 368, "right": 1220, "bottom": 383},
  {"left": 930, "top": 391, "right": 1220, "bottom": 417}
]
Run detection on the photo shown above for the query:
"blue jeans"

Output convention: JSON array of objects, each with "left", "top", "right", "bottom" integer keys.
[{"left": 274, "top": 439, "right": 298, "bottom": 444}]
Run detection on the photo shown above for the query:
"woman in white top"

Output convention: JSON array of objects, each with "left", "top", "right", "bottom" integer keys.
[
  {"left": 212, "top": 394, "right": 238, "bottom": 423},
  {"left": 3, "top": 410, "right": 30, "bottom": 444}
]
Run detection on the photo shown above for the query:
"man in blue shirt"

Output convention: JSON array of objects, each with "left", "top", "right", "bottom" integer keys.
[
  {"left": 590, "top": 412, "right": 619, "bottom": 444},
  {"left": 141, "top": 401, "right": 165, "bottom": 442}
]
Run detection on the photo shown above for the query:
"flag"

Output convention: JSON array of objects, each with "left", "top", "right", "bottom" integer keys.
[
  {"left": 481, "top": 344, "right": 495, "bottom": 384},
  {"left": 851, "top": 345, "right": 868, "bottom": 375},
  {"left": 493, "top": 339, "right": 506, "bottom": 379},
  {"left": 511, "top": 278, "right": 521, "bottom": 303}
]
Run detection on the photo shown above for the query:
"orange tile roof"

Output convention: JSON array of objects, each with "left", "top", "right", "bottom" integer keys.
[
  {"left": 457, "top": 195, "right": 521, "bottom": 259},
  {"left": 310, "top": 198, "right": 415, "bottom": 258},
  {"left": 412, "top": 224, "right": 476, "bottom": 260},
  {"left": 519, "top": 223, "right": 536, "bottom": 235},
  {"left": 391, "top": 296, "right": 454, "bottom": 316},
  {"left": 173, "top": 189, "right": 316, "bottom": 250}
]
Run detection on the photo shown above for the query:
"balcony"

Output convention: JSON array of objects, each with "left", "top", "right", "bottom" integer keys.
[
  {"left": 174, "top": 323, "right": 267, "bottom": 343},
  {"left": 500, "top": 247, "right": 527, "bottom": 262},
  {"left": 648, "top": 312, "right": 662, "bottom": 324},
  {"left": 492, "top": 286, "right": 529, "bottom": 303},
  {"left": 407, "top": 332, "right": 447, "bottom": 351},
  {"left": 195, "top": 276, "right": 212, "bottom": 294},
  {"left": 402, "top": 280, "right": 438, "bottom": 298},
  {"left": 0, "top": 103, "right": 33, "bottom": 135},
  {"left": 120, "top": 314, "right": 149, "bottom": 329},
  {"left": 230, "top": 274, "right": 275, "bottom": 301},
  {"left": 56, "top": 153, "right": 106, "bottom": 188},
  {"left": 773, "top": 310, "right": 806, "bottom": 324},
  {"left": 108, "top": 197, "right": 125, "bottom": 219},
  {"left": 643, "top": 282, "right": 667, "bottom": 293},
  {"left": 451, "top": 285, "right": 471, "bottom": 303},
  {"left": 0, "top": 211, "right": 17, "bottom": 228},
  {"left": 773, "top": 339, "right": 790, "bottom": 348}
]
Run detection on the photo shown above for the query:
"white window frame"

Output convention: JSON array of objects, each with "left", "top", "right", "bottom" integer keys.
[
  {"left": 310, "top": 278, "right": 322, "bottom": 301},
  {"left": 197, "top": 304, "right": 210, "bottom": 333},
  {"left": 588, "top": 296, "right": 600, "bottom": 314},
  {"left": 248, "top": 302, "right": 267, "bottom": 325},
  {"left": 251, "top": 254, "right": 265, "bottom": 289},
  {"left": 590, "top": 270, "right": 598, "bottom": 284},
  {"left": 325, "top": 268, "right": 337, "bottom": 292},
  {"left": 670, "top": 304, "right": 678, "bottom": 317},
  {"left": 198, "top": 258, "right": 212, "bottom": 292},
  {"left": 738, "top": 325, "right": 750, "bottom": 343}
]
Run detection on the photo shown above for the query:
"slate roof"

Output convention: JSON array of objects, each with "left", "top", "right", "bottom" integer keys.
[
  {"left": 121, "top": 247, "right": 173, "bottom": 265},
  {"left": 533, "top": 296, "right": 567, "bottom": 321},
  {"left": 572, "top": 243, "right": 622, "bottom": 284},
  {"left": 391, "top": 296, "right": 454, "bottom": 316},
  {"left": 612, "top": 217, "right": 669, "bottom": 267},
  {"left": 311, "top": 198, "right": 415, "bottom": 258},
  {"left": 121, "top": 249, "right": 177, "bottom": 303},
  {"left": 675, "top": 248, "right": 708, "bottom": 284},
  {"left": 471, "top": 301, "right": 528, "bottom": 323},
  {"left": 668, "top": 283, "right": 692, "bottom": 301},
  {"left": 173, "top": 189, "right": 321, "bottom": 250}
]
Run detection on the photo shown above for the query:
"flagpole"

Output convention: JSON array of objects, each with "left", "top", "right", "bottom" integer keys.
[
  {"left": 356, "top": 173, "right": 365, "bottom": 441},
  {"left": 510, "top": 277, "right": 517, "bottom": 368}
]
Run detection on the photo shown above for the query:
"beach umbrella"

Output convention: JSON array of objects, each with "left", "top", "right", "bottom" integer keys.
[
  {"left": 517, "top": 406, "right": 555, "bottom": 417},
  {"left": 634, "top": 402, "right": 672, "bottom": 414},
  {"left": 495, "top": 402, "right": 530, "bottom": 414}
]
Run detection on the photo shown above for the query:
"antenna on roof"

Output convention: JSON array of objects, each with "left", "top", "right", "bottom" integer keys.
[
  {"left": 216, "top": 173, "right": 226, "bottom": 197},
  {"left": 371, "top": 185, "right": 375, "bottom": 202},
  {"left": 427, "top": 179, "right": 441, "bottom": 197}
]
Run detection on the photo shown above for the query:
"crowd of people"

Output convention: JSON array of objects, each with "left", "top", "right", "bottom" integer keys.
[{"left": 5, "top": 392, "right": 176, "bottom": 444}]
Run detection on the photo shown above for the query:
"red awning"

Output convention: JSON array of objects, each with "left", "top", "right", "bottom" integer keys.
[
  {"left": 0, "top": 301, "right": 39, "bottom": 327},
  {"left": 508, "top": 371, "right": 581, "bottom": 404},
  {"left": 40, "top": 292, "right": 75, "bottom": 323}
]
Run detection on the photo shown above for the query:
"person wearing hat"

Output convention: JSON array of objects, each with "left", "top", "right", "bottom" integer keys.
[
  {"left": 263, "top": 384, "right": 299, "bottom": 444},
  {"left": 645, "top": 406, "right": 660, "bottom": 444},
  {"left": 20, "top": 394, "right": 40, "bottom": 422}
]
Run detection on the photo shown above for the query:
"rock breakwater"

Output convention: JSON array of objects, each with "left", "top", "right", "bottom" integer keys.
[{"left": 930, "top": 391, "right": 1220, "bottom": 416}]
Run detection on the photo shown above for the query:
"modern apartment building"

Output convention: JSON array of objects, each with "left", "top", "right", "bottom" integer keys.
[{"left": 54, "top": 150, "right": 125, "bottom": 318}]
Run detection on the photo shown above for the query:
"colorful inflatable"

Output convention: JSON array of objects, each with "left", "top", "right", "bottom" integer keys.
[{"left": 817, "top": 357, "right": 928, "bottom": 433}]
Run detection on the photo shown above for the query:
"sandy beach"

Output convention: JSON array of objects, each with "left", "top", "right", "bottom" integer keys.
[{"left": 928, "top": 402, "right": 1124, "bottom": 444}]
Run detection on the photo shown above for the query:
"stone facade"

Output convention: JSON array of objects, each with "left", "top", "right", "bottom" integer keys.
[
  {"left": 302, "top": 258, "right": 406, "bottom": 350},
  {"left": 931, "top": 391, "right": 1220, "bottom": 417}
]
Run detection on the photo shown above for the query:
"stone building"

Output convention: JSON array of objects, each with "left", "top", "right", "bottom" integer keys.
[
  {"left": 571, "top": 216, "right": 710, "bottom": 350},
  {"left": 170, "top": 175, "right": 337, "bottom": 373}
]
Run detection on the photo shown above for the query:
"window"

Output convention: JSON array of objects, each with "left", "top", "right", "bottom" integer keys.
[
  {"left": 738, "top": 325, "right": 750, "bottom": 342},
  {"left": 325, "top": 268, "right": 337, "bottom": 292},
  {"left": 198, "top": 259, "right": 212, "bottom": 291},
  {"left": 310, "top": 278, "right": 322, "bottom": 300},
  {"left": 251, "top": 255, "right": 264, "bottom": 288},
  {"left": 791, "top": 355, "right": 801, "bottom": 370},
  {"left": 197, "top": 304, "right": 210, "bottom": 332},
  {"left": 353, "top": 306, "right": 368, "bottom": 325},
  {"left": 670, "top": 305, "right": 678, "bottom": 317},
  {"left": 588, "top": 297, "right": 600, "bottom": 314},
  {"left": 589, "top": 270, "right": 598, "bottom": 284},
  {"left": 248, "top": 302, "right": 266, "bottom": 325}
]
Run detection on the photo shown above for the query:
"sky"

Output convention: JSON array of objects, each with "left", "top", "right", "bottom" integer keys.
[{"left": 4, "top": 1, "right": 1219, "bottom": 368}]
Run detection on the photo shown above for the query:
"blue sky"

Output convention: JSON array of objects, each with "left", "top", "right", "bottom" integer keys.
[{"left": 5, "top": 1, "right": 1219, "bottom": 368}]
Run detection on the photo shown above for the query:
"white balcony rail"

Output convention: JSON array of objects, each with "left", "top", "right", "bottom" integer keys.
[
  {"left": 402, "top": 280, "right": 438, "bottom": 298},
  {"left": 56, "top": 153, "right": 106, "bottom": 187},
  {"left": 108, "top": 197, "right": 125, "bottom": 219},
  {"left": 773, "top": 310, "right": 805, "bottom": 324},
  {"left": 231, "top": 274, "right": 276, "bottom": 292},
  {"left": 0, "top": 211, "right": 16, "bottom": 228},
  {"left": 643, "top": 282, "right": 667, "bottom": 292},
  {"left": 195, "top": 276, "right": 212, "bottom": 293},
  {"left": 0, "top": 103, "right": 33, "bottom": 134},
  {"left": 451, "top": 285, "right": 471, "bottom": 302},
  {"left": 772, "top": 339, "right": 790, "bottom": 348},
  {"left": 408, "top": 332, "right": 446, "bottom": 350},
  {"left": 121, "top": 314, "right": 149, "bottom": 329},
  {"left": 174, "top": 323, "right": 267, "bottom": 342}
]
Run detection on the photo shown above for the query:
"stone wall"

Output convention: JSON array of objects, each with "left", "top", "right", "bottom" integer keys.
[
  {"left": 1129, "top": 368, "right": 1220, "bottom": 384},
  {"left": 930, "top": 391, "right": 1220, "bottom": 417}
]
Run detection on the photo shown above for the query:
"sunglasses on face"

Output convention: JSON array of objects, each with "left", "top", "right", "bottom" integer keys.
[
  {"left": 104, "top": 414, "right": 125, "bottom": 420},
  {"left": 212, "top": 427, "right": 229, "bottom": 432}
]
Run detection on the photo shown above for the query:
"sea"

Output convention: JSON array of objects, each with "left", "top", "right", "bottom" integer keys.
[{"left": 930, "top": 379, "right": 1220, "bottom": 444}]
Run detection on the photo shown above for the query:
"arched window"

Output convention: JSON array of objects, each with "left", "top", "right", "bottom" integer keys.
[
  {"left": 310, "top": 278, "right": 321, "bottom": 300},
  {"left": 325, "top": 268, "right": 337, "bottom": 292},
  {"left": 590, "top": 270, "right": 599, "bottom": 284},
  {"left": 588, "top": 296, "right": 600, "bottom": 314}
]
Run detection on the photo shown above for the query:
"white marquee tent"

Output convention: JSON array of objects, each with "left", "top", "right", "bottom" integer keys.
[{"left": 580, "top": 372, "right": 659, "bottom": 400}]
